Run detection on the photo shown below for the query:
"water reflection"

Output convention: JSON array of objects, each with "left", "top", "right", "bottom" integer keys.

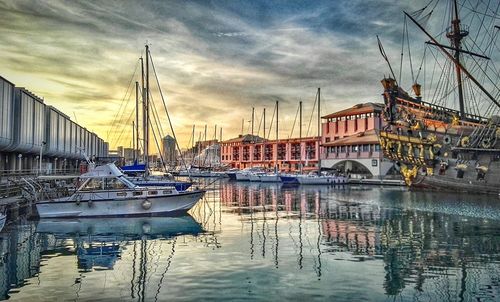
[
  {"left": 0, "top": 181, "right": 498, "bottom": 301},
  {"left": 0, "top": 215, "right": 204, "bottom": 300},
  {"left": 219, "top": 182, "right": 500, "bottom": 300}
]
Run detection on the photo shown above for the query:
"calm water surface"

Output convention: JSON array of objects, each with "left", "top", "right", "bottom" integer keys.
[{"left": 0, "top": 181, "right": 499, "bottom": 301}]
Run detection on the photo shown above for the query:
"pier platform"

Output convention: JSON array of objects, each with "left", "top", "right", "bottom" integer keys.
[{"left": 348, "top": 178, "right": 405, "bottom": 186}]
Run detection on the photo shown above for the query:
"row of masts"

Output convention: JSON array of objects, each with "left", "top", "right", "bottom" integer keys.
[{"left": 242, "top": 88, "right": 322, "bottom": 173}]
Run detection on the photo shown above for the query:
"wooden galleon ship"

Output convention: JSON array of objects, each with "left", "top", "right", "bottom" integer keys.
[{"left": 378, "top": 0, "right": 500, "bottom": 194}]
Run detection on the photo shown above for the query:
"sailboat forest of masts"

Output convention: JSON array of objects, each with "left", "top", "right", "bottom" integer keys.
[{"left": 235, "top": 89, "right": 347, "bottom": 185}]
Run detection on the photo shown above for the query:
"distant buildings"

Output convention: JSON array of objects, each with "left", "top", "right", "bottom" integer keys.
[
  {"left": 221, "top": 102, "right": 396, "bottom": 178},
  {"left": 162, "top": 135, "right": 176, "bottom": 167},
  {"left": 220, "top": 134, "right": 320, "bottom": 171}
]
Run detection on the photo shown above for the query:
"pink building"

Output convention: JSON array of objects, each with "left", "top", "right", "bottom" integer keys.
[
  {"left": 220, "top": 134, "right": 320, "bottom": 172},
  {"left": 321, "top": 103, "right": 394, "bottom": 178}
]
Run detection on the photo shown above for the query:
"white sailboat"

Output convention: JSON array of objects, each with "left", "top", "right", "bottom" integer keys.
[{"left": 295, "top": 88, "right": 345, "bottom": 185}]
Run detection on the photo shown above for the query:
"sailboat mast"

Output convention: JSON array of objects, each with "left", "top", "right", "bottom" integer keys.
[
  {"left": 263, "top": 108, "right": 266, "bottom": 138},
  {"left": 135, "top": 81, "right": 139, "bottom": 160},
  {"left": 275, "top": 100, "right": 279, "bottom": 172},
  {"left": 140, "top": 57, "right": 145, "bottom": 165},
  {"left": 144, "top": 45, "right": 150, "bottom": 175},
  {"left": 450, "top": 0, "right": 466, "bottom": 118},
  {"left": 299, "top": 101, "right": 302, "bottom": 174},
  {"left": 317, "top": 88, "right": 321, "bottom": 174},
  {"left": 132, "top": 121, "right": 135, "bottom": 157}
]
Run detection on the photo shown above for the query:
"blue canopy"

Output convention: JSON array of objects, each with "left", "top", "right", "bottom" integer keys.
[{"left": 121, "top": 161, "right": 146, "bottom": 174}]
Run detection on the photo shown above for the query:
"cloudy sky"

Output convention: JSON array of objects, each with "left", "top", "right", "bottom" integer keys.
[{"left": 1, "top": 0, "right": 495, "bottom": 151}]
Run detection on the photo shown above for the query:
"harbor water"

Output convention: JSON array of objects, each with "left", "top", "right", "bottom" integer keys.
[{"left": 0, "top": 180, "right": 499, "bottom": 301}]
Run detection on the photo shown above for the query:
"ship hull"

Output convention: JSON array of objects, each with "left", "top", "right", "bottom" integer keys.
[
  {"left": 36, "top": 191, "right": 205, "bottom": 218},
  {"left": 412, "top": 174, "right": 500, "bottom": 195}
]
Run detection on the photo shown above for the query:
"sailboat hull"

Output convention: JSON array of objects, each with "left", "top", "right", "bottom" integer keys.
[
  {"left": 260, "top": 174, "right": 281, "bottom": 182},
  {"left": 36, "top": 191, "right": 205, "bottom": 218},
  {"left": 235, "top": 173, "right": 250, "bottom": 181}
]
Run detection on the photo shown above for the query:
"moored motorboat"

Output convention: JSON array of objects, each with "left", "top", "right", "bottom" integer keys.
[
  {"left": 34, "top": 163, "right": 205, "bottom": 218},
  {"left": 295, "top": 174, "right": 347, "bottom": 185},
  {"left": 260, "top": 173, "right": 281, "bottom": 183}
]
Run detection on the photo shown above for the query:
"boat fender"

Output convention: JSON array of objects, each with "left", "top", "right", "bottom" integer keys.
[
  {"left": 75, "top": 195, "right": 81, "bottom": 206},
  {"left": 142, "top": 222, "right": 151, "bottom": 234},
  {"left": 142, "top": 199, "right": 152, "bottom": 210},
  {"left": 461, "top": 136, "right": 470, "bottom": 147},
  {"left": 88, "top": 199, "right": 93, "bottom": 207},
  {"left": 443, "top": 135, "right": 452, "bottom": 145}
]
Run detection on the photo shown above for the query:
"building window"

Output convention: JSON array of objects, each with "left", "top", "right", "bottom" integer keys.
[
  {"left": 351, "top": 145, "right": 358, "bottom": 152},
  {"left": 374, "top": 144, "right": 380, "bottom": 151}
]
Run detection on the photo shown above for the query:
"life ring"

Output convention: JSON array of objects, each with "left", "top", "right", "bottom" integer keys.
[
  {"left": 460, "top": 136, "right": 470, "bottom": 147},
  {"left": 480, "top": 138, "right": 492, "bottom": 149},
  {"left": 443, "top": 135, "right": 452, "bottom": 145}
]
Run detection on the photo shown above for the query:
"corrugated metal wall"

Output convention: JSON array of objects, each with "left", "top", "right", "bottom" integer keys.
[
  {"left": 0, "top": 77, "right": 15, "bottom": 151},
  {"left": 0, "top": 76, "right": 108, "bottom": 161}
]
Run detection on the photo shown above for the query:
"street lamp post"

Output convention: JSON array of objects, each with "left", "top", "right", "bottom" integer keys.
[{"left": 39, "top": 141, "right": 46, "bottom": 175}]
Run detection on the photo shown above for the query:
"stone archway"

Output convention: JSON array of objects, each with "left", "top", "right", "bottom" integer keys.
[{"left": 331, "top": 160, "right": 374, "bottom": 179}]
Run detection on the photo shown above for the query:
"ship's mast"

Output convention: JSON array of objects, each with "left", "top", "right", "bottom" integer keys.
[{"left": 447, "top": 0, "right": 468, "bottom": 119}]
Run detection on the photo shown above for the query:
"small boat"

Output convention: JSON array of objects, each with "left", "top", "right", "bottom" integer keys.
[
  {"left": 120, "top": 162, "right": 192, "bottom": 191},
  {"left": 224, "top": 168, "right": 239, "bottom": 180},
  {"left": 236, "top": 167, "right": 263, "bottom": 181},
  {"left": 260, "top": 173, "right": 282, "bottom": 183},
  {"left": 249, "top": 172, "right": 264, "bottom": 182},
  {"left": 35, "top": 163, "right": 205, "bottom": 218},
  {"left": 280, "top": 174, "right": 299, "bottom": 184},
  {"left": 295, "top": 173, "right": 347, "bottom": 185},
  {"left": 235, "top": 171, "right": 251, "bottom": 181}
]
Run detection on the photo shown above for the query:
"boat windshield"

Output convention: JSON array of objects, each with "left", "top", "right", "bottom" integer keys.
[{"left": 81, "top": 178, "right": 129, "bottom": 191}]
